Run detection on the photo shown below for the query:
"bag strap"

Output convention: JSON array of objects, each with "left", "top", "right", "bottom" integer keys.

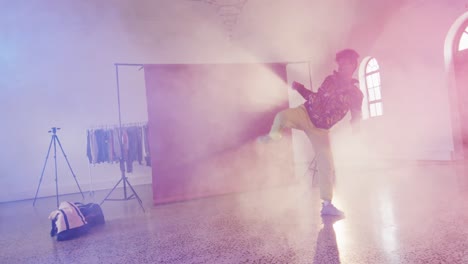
[
  {"left": 50, "top": 212, "right": 59, "bottom": 237},
  {"left": 67, "top": 202, "right": 87, "bottom": 225},
  {"left": 59, "top": 209, "right": 70, "bottom": 230}
]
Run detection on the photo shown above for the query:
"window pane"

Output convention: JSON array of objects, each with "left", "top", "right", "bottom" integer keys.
[
  {"left": 368, "top": 88, "right": 376, "bottom": 101},
  {"left": 370, "top": 73, "right": 378, "bottom": 87},
  {"left": 376, "top": 102, "right": 383, "bottom": 116},
  {"left": 370, "top": 103, "right": 376, "bottom": 117},
  {"left": 373, "top": 72, "right": 381, "bottom": 86},
  {"left": 374, "top": 87, "right": 382, "bottom": 100},
  {"left": 459, "top": 32, "right": 468, "bottom": 51},
  {"left": 366, "top": 75, "right": 374, "bottom": 88},
  {"left": 366, "top": 72, "right": 381, "bottom": 88},
  {"left": 366, "top": 59, "right": 373, "bottom": 72},
  {"left": 373, "top": 59, "right": 379, "bottom": 70},
  {"left": 366, "top": 58, "right": 379, "bottom": 72}
]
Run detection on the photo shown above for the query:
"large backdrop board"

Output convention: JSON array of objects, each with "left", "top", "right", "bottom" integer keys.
[{"left": 144, "top": 63, "right": 295, "bottom": 205}]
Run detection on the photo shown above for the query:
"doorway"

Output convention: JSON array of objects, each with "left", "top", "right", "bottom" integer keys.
[
  {"left": 454, "top": 45, "right": 468, "bottom": 153},
  {"left": 445, "top": 13, "right": 468, "bottom": 159}
]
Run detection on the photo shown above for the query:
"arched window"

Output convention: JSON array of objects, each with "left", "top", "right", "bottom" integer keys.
[
  {"left": 363, "top": 58, "right": 383, "bottom": 118},
  {"left": 458, "top": 25, "right": 468, "bottom": 51}
]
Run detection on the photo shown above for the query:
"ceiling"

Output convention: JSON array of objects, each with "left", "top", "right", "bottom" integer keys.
[{"left": 187, "top": 0, "right": 412, "bottom": 41}]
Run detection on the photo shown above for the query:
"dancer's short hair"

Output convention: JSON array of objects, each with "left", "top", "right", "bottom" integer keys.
[{"left": 335, "top": 49, "right": 359, "bottom": 62}]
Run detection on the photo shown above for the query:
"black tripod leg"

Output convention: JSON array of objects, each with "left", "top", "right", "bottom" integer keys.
[
  {"left": 33, "top": 136, "right": 54, "bottom": 206},
  {"left": 55, "top": 136, "right": 85, "bottom": 199},
  {"left": 100, "top": 177, "right": 124, "bottom": 205},
  {"left": 53, "top": 136, "right": 59, "bottom": 208},
  {"left": 122, "top": 177, "right": 145, "bottom": 212}
]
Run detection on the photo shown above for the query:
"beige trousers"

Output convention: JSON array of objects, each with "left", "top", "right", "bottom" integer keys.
[{"left": 268, "top": 105, "right": 334, "bottom": 201}]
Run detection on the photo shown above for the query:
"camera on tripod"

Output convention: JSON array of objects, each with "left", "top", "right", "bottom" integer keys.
[{"left": 49, "top": 127, "right": 60, "bottom": 134}]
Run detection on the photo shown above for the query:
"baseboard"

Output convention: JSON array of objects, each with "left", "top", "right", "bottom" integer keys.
[{"left": 0, "top": 175, "right": 152, "bottom": 203}]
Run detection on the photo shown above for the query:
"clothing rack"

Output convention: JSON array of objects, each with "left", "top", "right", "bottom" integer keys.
[
  {"left": 86, "top": 122, "right": 150, "bottom": 204},
  {"left": 86, "top": 123, "right": 150, "bottom": 166}
]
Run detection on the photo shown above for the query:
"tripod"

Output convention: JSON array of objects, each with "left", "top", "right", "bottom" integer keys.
[
  {"left": 100, "top": 63, "right": 145, "bottom": 212},
  {"left": 100, "top": 156, "right": 145, "bottom": 212},
  {"left": 33, "top": 127, "right": 84, "bottom": 207}
]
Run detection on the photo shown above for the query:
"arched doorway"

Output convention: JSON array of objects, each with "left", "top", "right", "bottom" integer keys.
[
  {"left": 454, "top": 23, "right": 468, "bottom": 153},
  {"left": 445, "top": 12, "right": 468, "bottom": 159}
]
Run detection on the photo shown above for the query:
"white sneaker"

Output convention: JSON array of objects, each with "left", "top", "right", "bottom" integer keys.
[
  {"left": 257, "top": 132, "right": 282, "bottom": 143},
  {"left": 320, "top": 203, "right": 345, "bottom": 217}
]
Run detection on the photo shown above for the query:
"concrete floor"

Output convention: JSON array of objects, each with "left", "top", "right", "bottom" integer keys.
[{"left": 1, "top": 161, "right": 467, "bottom": 264}]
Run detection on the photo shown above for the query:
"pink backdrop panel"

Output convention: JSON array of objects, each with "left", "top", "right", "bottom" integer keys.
[{"left": 144, "top": 63, "right": 295, "bottom": 204}]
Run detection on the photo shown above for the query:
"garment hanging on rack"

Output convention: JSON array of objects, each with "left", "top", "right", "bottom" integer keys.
[
  {"left": 108, "top": 129, "right": 114, "bottom": 162},
  {"left": 96, "top": 129, "right": 109, "bottom": 164},
  {"left": 113, "top": 127, "right": 121, "bottom": 160},
  {"left": 87, "top": 130, "right": 99, "bottom": 164},
  {"left": 125, "top": 126, "right": 142, "bottom": 173},
  {"left": 143, "top": 124, "right": 151, "bottom": 166}
]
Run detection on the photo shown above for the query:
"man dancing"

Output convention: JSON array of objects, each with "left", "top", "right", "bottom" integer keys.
[{"left": 259, "top": 49, "right": 364, "bottom": 217}]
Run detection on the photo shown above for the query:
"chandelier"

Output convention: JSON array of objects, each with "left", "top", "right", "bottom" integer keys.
[{"left": 190, "top": 0, "right": 249, "bottom": 38}]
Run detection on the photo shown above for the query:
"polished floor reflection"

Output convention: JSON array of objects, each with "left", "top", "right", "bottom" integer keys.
[{"left": 0, "top": 161, "right": 467, "bottom": 263}]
